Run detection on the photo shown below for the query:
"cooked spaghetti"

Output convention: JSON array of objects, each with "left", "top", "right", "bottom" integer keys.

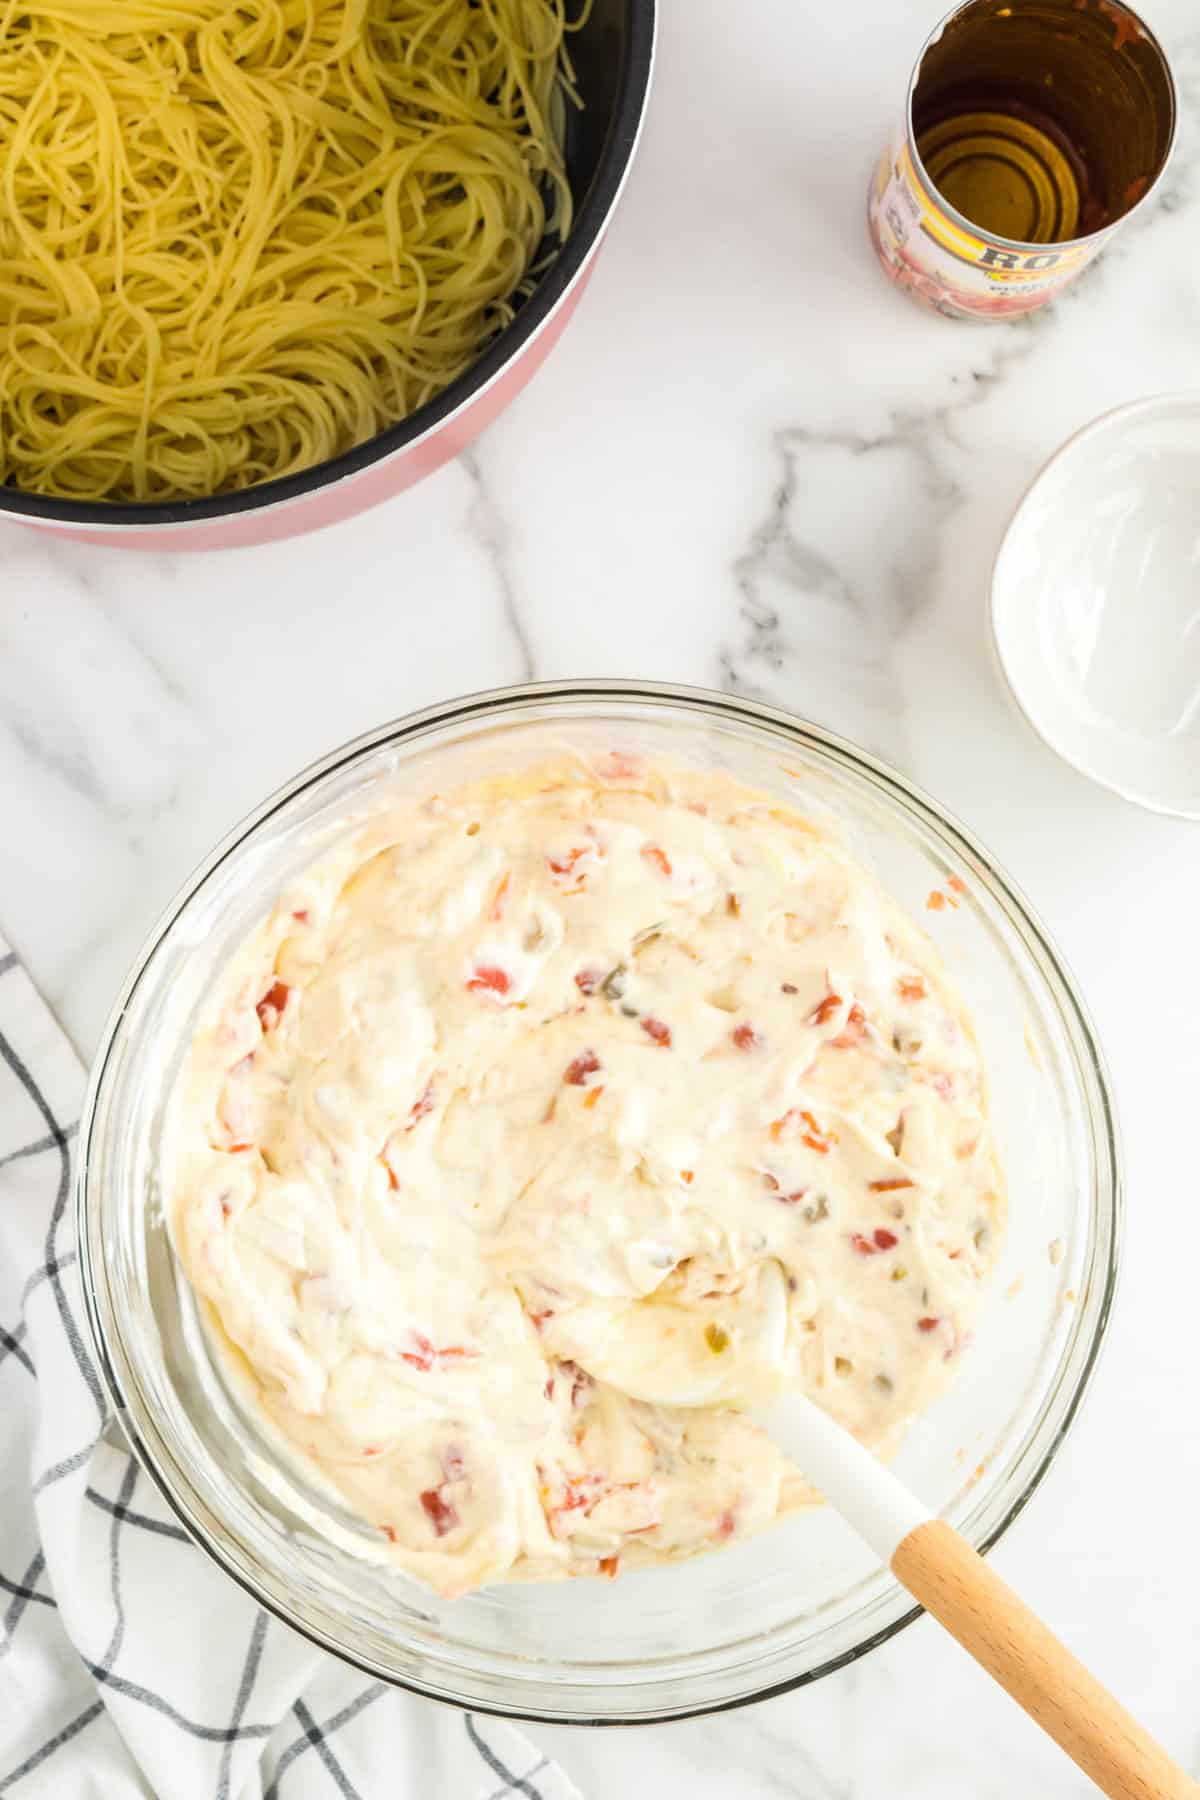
[{"left": 0, "top": 0, "right": 580, "bottom": 502}]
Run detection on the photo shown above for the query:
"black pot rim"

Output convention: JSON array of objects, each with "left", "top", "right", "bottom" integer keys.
[{"left": 0, "top": 2, "right": 656, "bottom": 531}]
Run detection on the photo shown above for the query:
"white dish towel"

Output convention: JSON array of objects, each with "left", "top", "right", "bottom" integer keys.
[{"left": 0, "top": 938, "right": 581, "bottom": 1800}]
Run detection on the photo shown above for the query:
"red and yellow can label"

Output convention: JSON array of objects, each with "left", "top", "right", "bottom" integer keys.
[{"left": 867, "top": 132, "right": 1109, "bottom": 320}]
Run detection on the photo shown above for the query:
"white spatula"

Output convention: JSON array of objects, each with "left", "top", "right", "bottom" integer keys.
[{"left": 767, "top": 1391, "right": 1197, "bottom": 1800}]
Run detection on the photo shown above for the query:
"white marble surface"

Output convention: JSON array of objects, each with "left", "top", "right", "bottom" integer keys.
[{"left": 3, "top": 0, "right": 1200, "bottom": 1791}]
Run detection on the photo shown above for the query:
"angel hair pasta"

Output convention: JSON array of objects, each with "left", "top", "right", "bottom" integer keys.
[{"left": 0, "top": 0, "right": 580, "bottom": 502}]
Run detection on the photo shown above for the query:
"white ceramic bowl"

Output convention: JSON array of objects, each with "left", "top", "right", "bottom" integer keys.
[{"left": 991, "top": 393, "right": 1200, "bottom": 820}]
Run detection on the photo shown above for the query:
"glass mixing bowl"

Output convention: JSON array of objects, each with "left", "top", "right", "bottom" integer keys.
[{"left": 76, "top": 681, "right": 1120, "bottom": 1723}]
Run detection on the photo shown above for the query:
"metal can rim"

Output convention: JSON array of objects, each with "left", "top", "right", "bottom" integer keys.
[{"left": 902, "top": 0, "right": 1179, "bottom": 253}]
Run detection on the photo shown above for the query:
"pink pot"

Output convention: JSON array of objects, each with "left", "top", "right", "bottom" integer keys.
[{"left": 3, "top": 1, "right": 656, "bottom": 551}]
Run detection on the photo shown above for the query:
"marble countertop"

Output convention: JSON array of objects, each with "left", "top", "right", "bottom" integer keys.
[{"left": 3, "top": 0, "right": 1199, "bottom": 1791}]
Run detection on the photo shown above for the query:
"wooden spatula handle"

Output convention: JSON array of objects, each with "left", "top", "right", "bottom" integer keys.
[{"left": 893, "top": 1521, "right": 1198, "bottom": 1800}]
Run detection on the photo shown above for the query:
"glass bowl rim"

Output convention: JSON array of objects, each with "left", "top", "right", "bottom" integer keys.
[{"left": 75, "top": 678, "right": 1123, "bottom": 1723}]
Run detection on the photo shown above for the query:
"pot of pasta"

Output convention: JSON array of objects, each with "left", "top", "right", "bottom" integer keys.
[{"left": 0, "top": 0, "right": 655, "bottom": 548}]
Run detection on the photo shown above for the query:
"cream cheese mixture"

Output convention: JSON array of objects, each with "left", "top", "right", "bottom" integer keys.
[{"left": 170, "top": 754, "right": 1004, "bottom": 1596}]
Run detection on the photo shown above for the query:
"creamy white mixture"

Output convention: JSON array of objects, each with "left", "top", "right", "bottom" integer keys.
[{"left": 170, "top": 754, "right": 1004, "bottom": 1596}]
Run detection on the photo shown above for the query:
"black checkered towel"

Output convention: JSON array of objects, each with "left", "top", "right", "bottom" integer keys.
[{"left": 0, "top": 941, "right": 582, "bottom": 1800}]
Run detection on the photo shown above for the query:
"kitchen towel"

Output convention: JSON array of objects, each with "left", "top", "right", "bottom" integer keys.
[{"left": 0, "top": 937, "right": 581, "bottom": 1800}]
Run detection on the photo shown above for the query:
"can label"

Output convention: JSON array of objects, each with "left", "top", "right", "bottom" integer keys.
[{"left": 867, "top": 131, "right": 1110, "bottom": 320}]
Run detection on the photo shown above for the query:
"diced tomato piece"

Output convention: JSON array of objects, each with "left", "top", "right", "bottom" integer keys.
[
  {"left": 641, "top": 845, "right": 672, "bottom": 879},
  {"left": 256, "top": 980, "right": 290, "bottom": 1031},
  {"left": 896, "top": 976, "right": 926, "bottom": 1003},
  {"left": 544, "top": 1474, "right": 587, "bottom": 1530},
  {"left": 831, "top": 1003, "right": 867, "bottom": 1049},
  {"left": 731, "top": 1022, "right": 762, "bottom": 1051},
  {"left": 773, "top": 1101, "right": 831, "bottom": 1144},
  {"left": 680, "top": 1169, "right": 694, "bottom": 1185},
  {"left": 799, "top": 1110, "right": 836, "bottom": 1153},
  {"left": 599, "top": 751, "right": 644, "bottom": 781},
  {"left": 560, "top": 1475, "right": 602, "bottom": 1513},
  {"left": 598, "top": 1555, "right": 619, "bottom": 1579},
  {"left": 564, "top": 1050, "right": 602, "bottom": 1087},
  {"left": 420, "top": 1488, "right": 459, "bottom": 1536},
  {"left": 400, "top": 1335, "right": 476, "bottom": 1372},
  {"left": 406, "top": 1081, "right": 435, "bottom": 1129},
  {"left": 382, "top": 1524, "right": 398, "bottom": 1543},
  {"left": 808, "top": 991, "right": 842, "bottom": 1025},
  {"left": 575, "top": 968, "right": 602, "bottom": 995},
  {"left": 715, "top": 1509, "right": 736, "bottom": 1541},
  {"left": 927, "top": 890, "right": 947, "bottom": 912},
  {"left": 948, "top": 875, "right": 967, "bottom": 895},
  {"left": 291, "top": 909, "right": 310, "bottom": 924},
  {"left": 400, "top": 1333, "right": 436, "bottom": 1372},
  {"left": 466, "top": 965, "right": 510, "bottom": 998},
  {"left": 869, "top": 1177, "right": 914, "bottom": 1192},
  {"left": 917, "top": 1316, "right": 941, "bottom": 1333},
  {"left": 852, "top": 1228, "right": 898, "bottom": 1254},
  {"left": 640, "top": 1017, "right": 672, "bottom": 1048},
  {"left": 565, "top": 1361, "right": 592, "bottom": 1408}
]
